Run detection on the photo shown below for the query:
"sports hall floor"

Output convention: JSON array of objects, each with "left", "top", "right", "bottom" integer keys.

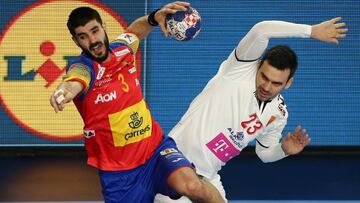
[
  {"left": 0, "top": 147, "right": 359, "bottom": 203},
  {"left": 4, "top": 201, "right": 360, "bottom": 203}
]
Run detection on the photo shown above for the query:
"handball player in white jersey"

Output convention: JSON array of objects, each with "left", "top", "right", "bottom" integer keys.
[{"left": 155, "top": 17, "right": 347, "bottom": 202}]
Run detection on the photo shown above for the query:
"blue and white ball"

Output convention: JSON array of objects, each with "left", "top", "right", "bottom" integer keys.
[{"left": 166, "top": 6, "right": 202, "bottom": 41}]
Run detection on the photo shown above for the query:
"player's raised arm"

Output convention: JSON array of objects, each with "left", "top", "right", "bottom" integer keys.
[
  {"left": 126, "top": 1, "right": 189, "bottom": 39},
  {"left": 235, "top": 17, "right": 348, "bottom": 62},
  {"left": 235, "top": 20, "right": 312, "bottom": 62}
]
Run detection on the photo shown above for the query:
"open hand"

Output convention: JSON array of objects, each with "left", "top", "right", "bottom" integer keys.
[
  {"left": 311, "top": 17, "right": 348, "bottom": 44},
  {"left": 281, "top": 126, "right": 311, "bottom": 155},
  {"left": 49, "top": 81, "right": 82, "bottom": 113}
]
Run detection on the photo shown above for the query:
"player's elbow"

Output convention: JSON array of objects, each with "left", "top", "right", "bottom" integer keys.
[
  {"left": 256, "top": 151, "right": 271, "bottom": 163},
  {"left": 176, "top": 179, "right": 208, "bottom": 201},
  {"left": 255, "top": 146, "right": 272, "bottom": 163},
  {"left": 251, "top": 21, "right": 275, "bottom": 37},
  {"left": 185, "top": 179, "right": 203, "bottom": 195}
]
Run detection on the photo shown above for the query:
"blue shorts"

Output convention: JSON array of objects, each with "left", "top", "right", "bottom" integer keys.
[{"left": 98, "top": 136, "right": 193, "bottom": 203}]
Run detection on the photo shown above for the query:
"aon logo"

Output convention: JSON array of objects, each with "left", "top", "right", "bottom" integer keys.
[{"left": 95, "top": 91, "right": 117, "bottom": 104}]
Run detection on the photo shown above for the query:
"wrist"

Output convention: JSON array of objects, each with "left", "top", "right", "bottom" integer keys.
[
  {"left": 281, "top": 142, "right": 290, "bottom": 156},
  {"left": 147, "top": 8, "right": 160, "bottom": 26},
  {"left": 310, "top": 24, "right": 318, "bottom": 39}
]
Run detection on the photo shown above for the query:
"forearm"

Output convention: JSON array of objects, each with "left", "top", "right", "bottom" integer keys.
[
  {"left": 56, "top": 80, "right": 84, "bottom": 102},
  {"left": 50, "top": 80, "right": 83, "bottom": 113},
  {"left": 255, "top": 20, "right": 311, "bottom": 39},
  {"left": 236, "top": 20, "right": 311, "bottom": 60},
  {"left": 255, "top": 142, "right": 287, "bottom": 163},
  {"left": 126, "top": 15, "right": 155, "bottom": 40}
]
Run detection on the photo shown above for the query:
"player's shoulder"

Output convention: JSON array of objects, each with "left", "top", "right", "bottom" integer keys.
[
  {"left": 114, "top": 33, "right": 139, "bottom": 45},
  {"left": 66, "top": 55, "right": 93, "bottom": 73},
  {"left": 111, "top": 32, "right": 140, "bottom": 53}
]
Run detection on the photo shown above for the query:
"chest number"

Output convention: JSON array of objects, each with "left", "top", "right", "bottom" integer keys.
[
  {"left": 241, "top": 113, "right": 263, "bottom": 135},
  {"left": 118, "top": 73, "right": 129, "bottom": 92}
]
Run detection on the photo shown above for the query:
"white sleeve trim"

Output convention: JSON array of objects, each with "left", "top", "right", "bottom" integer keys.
[{"left": 255, "top": 142, "right": 288, "bottom": 163}]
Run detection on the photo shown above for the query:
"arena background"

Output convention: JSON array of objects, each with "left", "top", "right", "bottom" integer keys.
[{"left": 0, "top": 0, "right": 359, "bottom": 202}]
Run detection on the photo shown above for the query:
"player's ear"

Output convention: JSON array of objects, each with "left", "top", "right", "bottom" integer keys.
[
  {"left": 284, "top": 77, "right": 294, "bottom": 89},
  {"left": 102, "top": 22, "right": 107, "bottom": 31}
]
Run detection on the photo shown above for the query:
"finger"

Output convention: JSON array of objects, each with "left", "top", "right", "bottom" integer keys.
[
  {"left": 172, "top": 1, "right": 190, "bottom": 9},
  {"left": 161, "top": 7, "right": 180, "bottom": 16},
  {"left": 304, "top": 135, "right": 311, "bottom": 145},
  {"left": 296, "top": 134, "right": 305, "bottom": 144},
  {"left": 284, "top": 132, "right": 291, "bottom": 141},
  {"left": 59, "top": 99, "right": 66, "bottom": 110},
  {"left": 301, "top": 128, "right": 307, "bottom": 135},
  {"left": 298, "top": 132, "right": 309, "bottom": 143},
  {"left": 334, "top": 22, "right": 346, "bottom": 28},
  {"left": 331, "top": 38, "right": 339, "bottom": 45},
  {"left": 336, "top": 33, "right": 347, "bottom": 38},
  {"left": 336, "top": 28, "right": 348, "bottom": 34},
  {"left": 164, "top": 4, "right": 188, "bottom": 12},
  {"left": 159, "top": 22, "right": 169, "bottom": 37},
  {"left": 293, "top": 125, "right": 301, "bottom": 136},
  {"left": 54, "top": 89, "right": 64, "bottom": 97},
  {"left": 56, "top": 94, "right": 65, "bottom": 105},
  {"left": 50, "top": 95, "right": 60, "bottom": 113},
  {"left": 330, "top": 17, "right": 342, "bottom": 24}
]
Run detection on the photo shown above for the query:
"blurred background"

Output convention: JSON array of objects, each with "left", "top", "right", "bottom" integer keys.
[{"left": 0, "top": 0, "right": 359, "bottom": 202}]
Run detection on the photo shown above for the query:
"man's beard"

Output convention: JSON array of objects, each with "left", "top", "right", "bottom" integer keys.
[{"left": 81, "top": 32, "right": 110, "bottom": 63}]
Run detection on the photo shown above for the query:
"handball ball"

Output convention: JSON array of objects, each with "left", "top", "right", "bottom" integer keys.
[{"left": 166, "top": 6, "right": 202, "bottom": 41}]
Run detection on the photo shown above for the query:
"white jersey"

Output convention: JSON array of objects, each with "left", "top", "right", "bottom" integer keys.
[{"left": 170, "top": 21, "right": 311, "bottom": 179}]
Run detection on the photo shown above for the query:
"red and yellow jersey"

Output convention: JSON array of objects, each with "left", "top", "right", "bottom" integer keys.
[{"left": 63, "top": 33, "right": 163, "bottom": 171}]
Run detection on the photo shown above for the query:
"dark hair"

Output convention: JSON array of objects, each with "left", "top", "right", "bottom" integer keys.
[
  {"left": 67, "top": 7, "right": 103, "bottom": 37},
  {"left": 259, "top": 45, "right": 298, "bottom": 80}
]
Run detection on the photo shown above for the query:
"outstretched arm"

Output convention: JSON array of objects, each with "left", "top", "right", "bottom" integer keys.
[
  {"left": 49, "top": 81, "right": 83, "bottom": 113},
  {"left": 126, "top": 1, "right": 190, "bottom": 40},
  {"left": 49, "top": 64, "right": 90, "bottom": 113},
  {"left": 235, "top": 17, "right": 348, "bottom": 61}
]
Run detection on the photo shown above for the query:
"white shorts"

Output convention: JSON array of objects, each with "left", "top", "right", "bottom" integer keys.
[{"left": 154, "top": 174, "right": 227, "bottom": 203}]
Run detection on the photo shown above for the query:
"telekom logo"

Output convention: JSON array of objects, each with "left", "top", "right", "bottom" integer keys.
[{"left": 206, "top": 133, "right": 240, "bottom": 163}]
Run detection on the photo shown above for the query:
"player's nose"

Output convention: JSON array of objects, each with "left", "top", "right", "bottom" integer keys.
[
  {"left": 262, "top": 81, "right": 272, "bottom": 91},
  {"left": 88, "top": 34, "right": 98, "bottom": 44}
]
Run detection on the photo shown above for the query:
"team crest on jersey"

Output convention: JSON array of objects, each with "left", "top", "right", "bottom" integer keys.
[
  {"left": 128, "top": 112, "right": 143, "bottom": 128},
  {"left": 227, "top": 128, "right": 244, "bottom": 149},
  {"left": 0, "top": 0, "right": 132, "bottom": 141}
]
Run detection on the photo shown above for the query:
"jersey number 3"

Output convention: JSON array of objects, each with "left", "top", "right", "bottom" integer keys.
[
  {"left": 241, "top": 113, "right": 263, "bottom": 135},
  {"left": 118, "top": 73, "right": 129, "bottom": 92}
]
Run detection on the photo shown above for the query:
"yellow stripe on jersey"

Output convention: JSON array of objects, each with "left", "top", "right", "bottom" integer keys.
[
  {"left": 114, "top": 33, "right": 140, "bottom": 54},
  {"left": 63, "top": 63, "right": 91, "bottom": 95}
]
